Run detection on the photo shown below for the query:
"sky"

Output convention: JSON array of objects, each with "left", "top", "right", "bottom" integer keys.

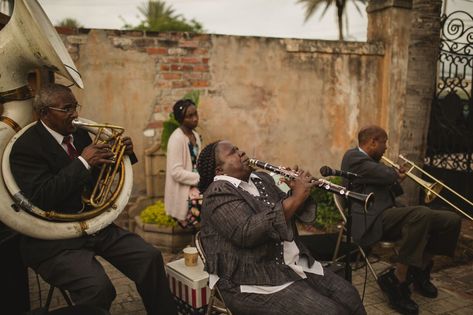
[{"left": 6, "top": 0, "right": 473, "bottom": 41}]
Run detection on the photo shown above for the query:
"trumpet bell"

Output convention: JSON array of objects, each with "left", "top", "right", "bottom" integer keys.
[{"left": 423, "top": 181, "right": 443, "bottom": 204}]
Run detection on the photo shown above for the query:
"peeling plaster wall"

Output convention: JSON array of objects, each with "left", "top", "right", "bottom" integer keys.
[{"left": 201, "top": 36, "right": 384, "bottom": 171}]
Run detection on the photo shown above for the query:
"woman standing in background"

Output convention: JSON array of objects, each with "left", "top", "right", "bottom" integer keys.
[{"left": 164, "top": 99, "right": 202, "bottom": 228}]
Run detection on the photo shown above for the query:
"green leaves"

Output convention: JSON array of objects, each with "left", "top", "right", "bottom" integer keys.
[
  {"left": 310, "top": 176, "right": 343, "bottom": 230},
  {"left": 140, "top": 200, "right": 177, "bottom": 227}
]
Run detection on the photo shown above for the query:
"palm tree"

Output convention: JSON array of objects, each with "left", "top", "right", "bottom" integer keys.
[
  {"left": 129, "top": 0, "right": 203, "bottom": 33},
  {"left": 297, "top": 0, "right": 367, "bottom": 40}
]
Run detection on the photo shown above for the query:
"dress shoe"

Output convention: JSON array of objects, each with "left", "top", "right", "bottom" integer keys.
[
  {"left": 409, "top": 261, "right": 438, "bottom": 298},
  {"left": 377, "top": 268, "right": 419, "bottom": 315}
]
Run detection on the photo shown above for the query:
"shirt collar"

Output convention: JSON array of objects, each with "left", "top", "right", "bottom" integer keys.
[
  {"left": 41, "top": 120, "right": 73, "bottom": 146},
  {"left": 358, "top": 146, "right": 368, "bottom": 156},
  {"left": 214, "top": 173, "right": 260, "bottom": 188}
]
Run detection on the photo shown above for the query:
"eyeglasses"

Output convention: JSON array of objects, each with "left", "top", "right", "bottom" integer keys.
[{"left": 48, "top": 104, "right": 82, "bottom": 114}]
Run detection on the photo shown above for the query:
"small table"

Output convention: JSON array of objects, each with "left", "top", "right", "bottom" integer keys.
[{"left": 166, "top": 258, "right": 210, "bottom": 314}]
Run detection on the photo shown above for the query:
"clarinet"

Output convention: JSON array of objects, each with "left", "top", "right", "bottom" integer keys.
[{"left": 249, "top": 158, "right": 374, "bottom": 211}]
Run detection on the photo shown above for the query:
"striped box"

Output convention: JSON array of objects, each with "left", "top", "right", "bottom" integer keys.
[{"left": 166, "top": 258, "right": 210, "bottom": 310}]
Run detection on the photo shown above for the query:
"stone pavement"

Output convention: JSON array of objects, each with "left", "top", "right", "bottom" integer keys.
[{"left": 29, "top": 254, "right": 473, "bottom": 315}]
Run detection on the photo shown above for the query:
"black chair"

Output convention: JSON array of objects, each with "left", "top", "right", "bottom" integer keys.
[
  {"left": 331, "top": 194, "right": 398, "bottom": 280},
  {"left": 194, "top": 231, "right": 232, "bottom": 315}
]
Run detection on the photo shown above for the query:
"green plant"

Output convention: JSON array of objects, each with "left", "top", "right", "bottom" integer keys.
[
  {"left": 160, "top": 90, "right": 201, "bottom": 153},
  {"left": 140, "top": 200, "right": 177, "bottom": 227},
  {"left": 310, "top": 176, "right": 343, "bottom": 231}
]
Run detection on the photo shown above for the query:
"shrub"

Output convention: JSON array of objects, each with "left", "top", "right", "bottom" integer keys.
[
  {"left": 140, "top": 200, "right": 177, "bottom": 227},
  {"left": 310, "top": 176, "right": 343, "bottom": 231}
]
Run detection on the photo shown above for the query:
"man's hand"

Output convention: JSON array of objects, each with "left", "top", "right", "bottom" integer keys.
[
  {"left": 397, "top": 164, "right": 408, "bottom": 181},
  {"left": 122, "top": 136, "right": 134, "bottom": 155},
  {"left": 81, "top": 143, "right": 115, "bottom": 167}
]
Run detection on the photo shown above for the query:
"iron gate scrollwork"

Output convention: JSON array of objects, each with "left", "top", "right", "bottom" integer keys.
[{"left": 424, "top": 10, "right": 473, "bottom": 216}]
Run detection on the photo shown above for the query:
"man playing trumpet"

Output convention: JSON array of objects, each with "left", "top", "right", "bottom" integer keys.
[
  {"left": 341, "top": 125, "right": 461, "bottom": 315},
  {"left": 10, "top": 84, "right": 177, "bottom": 315}
]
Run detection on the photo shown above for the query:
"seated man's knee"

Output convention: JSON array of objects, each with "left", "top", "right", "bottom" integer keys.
[{"left": 84, "top": 276, "right": 116, "bottom": 307}]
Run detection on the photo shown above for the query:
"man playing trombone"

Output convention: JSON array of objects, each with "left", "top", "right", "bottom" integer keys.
[{"left": 341, "top": 125, "right": 461, "bottom": 315}]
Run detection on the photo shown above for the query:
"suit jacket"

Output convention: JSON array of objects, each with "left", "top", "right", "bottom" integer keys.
[
  {"left": 341, "top": 148, "right": 403, "bottom": 247},
  {"left": 9, "top": 121, "right": 136, "bottom": 267},
  {"left": 200, "top": 172, "right": 317, "bottom": 288}
]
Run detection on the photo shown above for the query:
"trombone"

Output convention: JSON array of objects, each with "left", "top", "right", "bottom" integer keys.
[{"left": 382, "top": 154, "right": 473, "bottom": 221}]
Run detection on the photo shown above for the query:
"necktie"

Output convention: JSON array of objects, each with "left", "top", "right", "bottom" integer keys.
[{"left": 62, "top": 135, "right": 79, "bottom": 160}]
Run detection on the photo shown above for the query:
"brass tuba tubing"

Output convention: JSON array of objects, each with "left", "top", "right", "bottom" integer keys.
[
  {"left": 382, "top": 155, "right": 473, "bottom": 221},
  {"left": 72, "top": 119, "right": 127, "bottom": 209},
  {"left": 248, "top": 158, "right": 374, "bottom": 211}
]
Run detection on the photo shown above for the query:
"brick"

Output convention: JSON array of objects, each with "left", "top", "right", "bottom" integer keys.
[
  {"left": 168, "top": 47, "right": 188, "bottom": 55},
  {"left": 170, "top": 64, "right": 183, "bottom": 71},
  {"left": 67, "top": 35, "right": 88, "bottom": 45},
  {"left": 146, "top": 121, "right": 163, "bottom": 129},
  {"left": 172, "top": 81, "right": 189, "bottom": 88},
  {"left": 183, "top": 73, "right": 202, "bottom": 80},
  {"left": 162, "top": 73, "right": 182, "bottom": 80},
  {"left": 180, "top": 57, "right": 200, "bottom": 64},
  {"left": 202, "top": 58, "right": 209, "bottom": 64},
  {"left": 147, "top": 47, "right": 168, "bottom": 55},
  {"left": 191, "top": 80, "right": 209, "bottom": 87},
  {"left": 193, "top": 65, "right": 209, "bottom": 72},
  {"left": 179, "top": 40, "right": 199, "bottom": 48},
  {"left": 193, "top": 48, "right": 209, "bottom": 55},
  {"left": 160, "top": 65, "right": 170, "bottom": 71},
  {"left": 160, "top": 57, "right": 179, "bottom": 64}
]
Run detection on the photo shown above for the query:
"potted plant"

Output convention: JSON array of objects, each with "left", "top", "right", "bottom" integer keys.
[
  {"left": 298, "top": 176, "right": 344, "bottom": 261},
  {"left": 134, "top": 200, "right": 194, "bottom": 253}
]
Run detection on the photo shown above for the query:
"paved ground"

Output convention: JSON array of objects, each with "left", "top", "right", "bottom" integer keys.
[
  {"left": 29, "top": 219, "right": 473, "bottom": 314},
  {"left": 28, "top": 255, "right": 473, "bottom": 315}
]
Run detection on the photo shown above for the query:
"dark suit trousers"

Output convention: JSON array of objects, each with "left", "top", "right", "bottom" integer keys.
[
  {"left": 218, "top": 267, "right": 366, "bottom": 315},
  {"left": 34, "top": 225, "right": 177, "bottom": 315},
  {"left": 382, "top": 206, "right": 461, "bottom": 268}
]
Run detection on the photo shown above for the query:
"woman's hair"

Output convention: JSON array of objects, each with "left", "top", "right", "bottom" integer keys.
[
  {"left": 196, "top": 141, "right": 220, "bottom": 193},
  {"left": 172, "top": 99, "right": 195, "bottom": 124}
]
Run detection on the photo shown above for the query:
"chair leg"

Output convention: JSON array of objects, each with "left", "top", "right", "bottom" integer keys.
[
  {"left": 60, "top": 288, "right": 73, "bottom": 306},
  {"left": 206, "top": 288, "right": 216, "bottom": 315},
  {"left": 44, "top": 285, "right": 55, "bottom": 311},
  {"left": 357, "top": 246, "right": 378, "bottom": 281}
]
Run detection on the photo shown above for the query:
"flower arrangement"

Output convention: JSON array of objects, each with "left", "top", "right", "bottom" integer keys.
[{"left": 139, "top": 200, "right": 177, "bottom": 227}]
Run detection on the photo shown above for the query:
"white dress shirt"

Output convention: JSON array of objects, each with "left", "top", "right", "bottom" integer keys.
[{"left": 41, "top": 120, "right": 90, "bottom": 170}]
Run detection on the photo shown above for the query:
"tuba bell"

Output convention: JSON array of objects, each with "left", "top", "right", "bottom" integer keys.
[{"left": 0, "top": 0, "right": 133, "bottom": 239}]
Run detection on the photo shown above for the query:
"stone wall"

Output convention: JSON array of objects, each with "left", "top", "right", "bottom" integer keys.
[
  {"left": 54, "top": 0, "right": 441, "bottom": 203},
  {"left": 58, "top": 29, "right": 384, "bottom": 194}
]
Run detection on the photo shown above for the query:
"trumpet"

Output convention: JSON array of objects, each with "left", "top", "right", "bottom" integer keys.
[
  {"left": 249, "top": 158, "right": 374, "bottom": 211},
  {"left": 72, "top": 119, "right": 127, "bottom": 210},
  {"left": 382, "top": 154, "right": 473, "bottom": 221}
]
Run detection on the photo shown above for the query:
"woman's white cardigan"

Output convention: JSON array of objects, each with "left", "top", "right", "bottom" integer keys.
[{"left": 164, "top": 128, "right": 202, "bottom": 220}]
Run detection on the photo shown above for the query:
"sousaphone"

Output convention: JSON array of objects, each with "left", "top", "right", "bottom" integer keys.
[{"left": 0, "top": 0, "right": 133, "bottom": 239}]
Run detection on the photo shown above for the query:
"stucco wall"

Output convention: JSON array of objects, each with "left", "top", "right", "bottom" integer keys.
[{"left": 56, "top": 29, "right": 385, "bottom": 194}]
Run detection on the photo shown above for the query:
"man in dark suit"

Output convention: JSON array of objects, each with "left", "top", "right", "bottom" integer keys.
[
  {"left": 10, "top": 84, "right": 177, "bottom": 315},
  {"left": 196, "top": 140, "right": 366, "bottom": 315},
  {"left": 341, "top": 125, "right": 461, "bottom": 315}
]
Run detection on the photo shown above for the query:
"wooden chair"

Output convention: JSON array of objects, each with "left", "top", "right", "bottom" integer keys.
[
  {"left": 194, "top": 231, "right": 232, "bottom": 315},
  {"left": 331, "top": 194, "right": 398, "bottom": 281}
]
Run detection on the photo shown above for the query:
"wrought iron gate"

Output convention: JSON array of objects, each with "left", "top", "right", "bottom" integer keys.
[{"left": 424, "top": 10, "right": 473, "bottom": 217}]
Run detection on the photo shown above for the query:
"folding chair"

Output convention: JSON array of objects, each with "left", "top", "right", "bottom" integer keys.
[
  {"left": 331, "top": 194, "right": 398, "bottom": 281},
  {"left": 194, "top": 231, "right": 232, "bottom": 315}
]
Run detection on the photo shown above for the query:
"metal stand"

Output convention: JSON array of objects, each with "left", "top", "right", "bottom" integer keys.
[{"left": 344, "top": 180, "right": 353, "bottom": 282}]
